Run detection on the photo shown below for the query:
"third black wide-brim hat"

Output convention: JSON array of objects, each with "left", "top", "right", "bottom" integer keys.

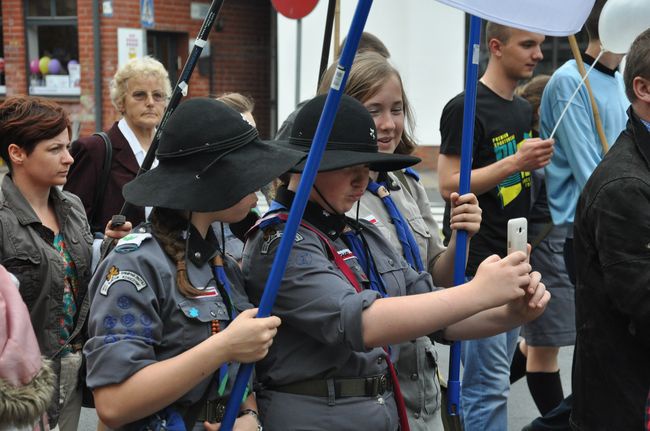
[
  {"left": 123, "top": 98, "right": 305, "bottom": 212},
  {"left": 278, "top": 94, "right": 420, "bottom": 172}
]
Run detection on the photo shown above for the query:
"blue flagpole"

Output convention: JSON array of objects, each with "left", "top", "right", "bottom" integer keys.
[
  {"left": 447, "top": 14, "right": 482, "bottom": 417},
  {"left": 219, "top": 1, "right": 373, "bottom": 429}
]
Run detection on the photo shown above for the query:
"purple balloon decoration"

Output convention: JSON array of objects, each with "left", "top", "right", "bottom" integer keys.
[
  {"left": 48, "top": 58, "right": 62, "bottom": 74},
  {"left": 30, "top": 59, "right": 41, "bottom": 75},
  {"left": 68, "top": 59, "right": 79, "bottom": 68}
]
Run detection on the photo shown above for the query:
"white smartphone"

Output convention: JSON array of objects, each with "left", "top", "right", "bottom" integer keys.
[{"left": 507, "top": 217, "right": 528, "bottom": 255}]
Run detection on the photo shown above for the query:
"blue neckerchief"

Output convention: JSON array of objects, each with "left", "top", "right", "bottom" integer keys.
[
  {"left": 366, "top": 181, "right": 425, "bottom": 272},
  {"left": 268, "top": 200, "right": 286, "bottom": 213},
  {"left": 211, "top": 259, "right": 238, "bottom": 397},
  {"left": 342, "top": 230, "right": 388, "bottom": 297}
]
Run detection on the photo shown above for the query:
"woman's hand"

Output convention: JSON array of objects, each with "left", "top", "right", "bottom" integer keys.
[
  {"left": 104, "top": 219, "right": 132, "bottom": 240},
  {"left": 471, "top": 251, "right": 532, "bottom": 309},
  {"left": 506, "top": 270, "right": 551, "bottom": 322},
  {"left": 221, "top": 308, "right": 281, "bottom": 363},
  {"left": 449, "top": 192, "right": 481, "bottom": 238}
]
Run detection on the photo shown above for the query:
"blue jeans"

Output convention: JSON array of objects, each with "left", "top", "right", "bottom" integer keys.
[{"left": 460, "top": 327, "right": 520, "bottom": 430}]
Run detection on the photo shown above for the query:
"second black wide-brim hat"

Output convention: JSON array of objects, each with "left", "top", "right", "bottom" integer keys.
[
  {"left": 278, "top": 94, "right": 420, "bottom": 172},
  {"left": 123, "top": 98, "right": 305, "bottom": 212}
]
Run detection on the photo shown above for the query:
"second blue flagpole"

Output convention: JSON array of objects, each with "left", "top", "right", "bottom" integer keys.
[
  {"left": 219, "top": 1, "right": 374, "bottom": 429},
  {"left": 447, "top": 13, "right": 482, "bottom": 417}
]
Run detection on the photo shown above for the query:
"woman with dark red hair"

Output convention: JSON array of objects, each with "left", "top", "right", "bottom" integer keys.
[{"left": 0, "top": 96, "right": 129, "bottom": 430}]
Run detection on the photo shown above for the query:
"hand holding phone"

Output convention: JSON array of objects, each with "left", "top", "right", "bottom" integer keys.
[{"left": 507, "top": 217, "right": 528, "bottom": 256}]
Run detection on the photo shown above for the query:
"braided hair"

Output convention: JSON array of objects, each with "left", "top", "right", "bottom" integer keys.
[{"left": 149, "top": 207, "right": 205, "bottom": 297}]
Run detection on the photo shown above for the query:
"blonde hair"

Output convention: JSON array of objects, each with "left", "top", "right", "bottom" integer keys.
[
  {"left": 318, "top": 51, "right": 417, "bottom": 155},
  {"left": 110, "top": 56, "right": 172, "bottom": 112},
  {"left": 217, "top": 92, "right": 255, "bottom": 114}
]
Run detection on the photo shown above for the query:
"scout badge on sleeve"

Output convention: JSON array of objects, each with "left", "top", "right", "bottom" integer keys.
[{"left": 100, "top": 266, "right": 147, "bottom": 296}]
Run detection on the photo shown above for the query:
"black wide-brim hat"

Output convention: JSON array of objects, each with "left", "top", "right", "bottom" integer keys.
[
  {"left": 123, "top": 98, "right": 305, "bottom": 212},
  {"left": 277, "top": 94, "right": 420, "bottom": 172}
]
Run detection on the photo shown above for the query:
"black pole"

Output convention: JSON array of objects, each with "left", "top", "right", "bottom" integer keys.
[
  {"left": 317, "top": 0, "right": 336, "bottom": 87},
  {"left": 92, "top": 0, "right": 103, "bottom": 132},
  {"left": 115, "top": 0, "right": 226, "bottom": 220}
]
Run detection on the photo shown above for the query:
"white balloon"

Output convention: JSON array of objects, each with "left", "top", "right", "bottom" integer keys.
[{"left": 599, "top": 0, "right": 650, "bottom": 54}]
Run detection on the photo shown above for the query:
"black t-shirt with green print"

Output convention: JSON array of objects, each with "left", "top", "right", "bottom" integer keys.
[{"left": 439, "top": 81, "right": 534, "bottom": 275}]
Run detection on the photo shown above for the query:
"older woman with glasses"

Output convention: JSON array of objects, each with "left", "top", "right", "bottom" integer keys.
[{"left": 65, "top": 56, "right": 172, "bottom": 233}]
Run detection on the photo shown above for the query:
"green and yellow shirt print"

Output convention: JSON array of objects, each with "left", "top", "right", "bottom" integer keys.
[{"left": 493, "top": 131, "right": 532, "bottom": 208}]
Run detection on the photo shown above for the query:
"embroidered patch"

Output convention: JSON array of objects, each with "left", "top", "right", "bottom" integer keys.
[
  {"left": 261, "top": 230, "right": 304, "bottom": 254},
  {"left": 117, "top": 295, "right": 132, "bottom": 310},
  {"left": 337, "top": 248, "right": 355, "bottom": 261},
  {"left": 188, "top": 307, "right": 200, "bottom": 318},
  {"left": 114, "top": 233, "right": 152, "bottom": 254},
  {"left": 100, "top": 266, "right": 147, "bottom": 296},
  {"left": 295, "top": 252, "right": 313, "bottom": 266},
  {"left": 193, "top": 285, "right": 218, "bottom": 299},
  {"left": 104, "top": 332, "right": 119, "bottom": 344},
  {"left": 363, "top": 215, "right": 378, "bottom": 225},
  {"left": 142, "top": 327, "right": 154, "bottom": 345},
  {"left": 121, "top": 313, "right": 136, "bottom": 327},
  {"left": 261, "top": 229, "right": 282, "bottom": 254},
  {"left": 140, "top": 313, "right": 153, "bottom": 326},
  {"left": 103, "top": 315, "right": 117, "bottom": 329}
]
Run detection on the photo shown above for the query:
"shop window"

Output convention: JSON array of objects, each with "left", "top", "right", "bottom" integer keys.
[{"left": 26, "top": 0, "right": 80, "bottom": 96}]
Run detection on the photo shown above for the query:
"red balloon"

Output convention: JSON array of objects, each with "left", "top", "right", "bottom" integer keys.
[{"left": 271, "top": 0, "right": 318, "bottom": 19}]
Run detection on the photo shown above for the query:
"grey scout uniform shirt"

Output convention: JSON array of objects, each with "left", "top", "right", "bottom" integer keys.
[
  {"left": 350, "top": 170, "right": 445, "bottom": 430},
  {"left": 243, "top": 187, "right": 440, "bottom": 431},
  {"left": 84, "top": 224, "right": 251, "bottom": 427}
]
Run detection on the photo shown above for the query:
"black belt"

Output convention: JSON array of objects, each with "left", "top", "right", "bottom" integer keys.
[
  {"left": 270, "top": 374, "right": 392, "bottom": 398},
  {"left": 196, "top": 398, "right": 227, "bottom": 424}
]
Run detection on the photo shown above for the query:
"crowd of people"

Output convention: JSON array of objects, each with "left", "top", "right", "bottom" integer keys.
[{"left": 1, "top": 1, "right": 649, "bottom": 430}]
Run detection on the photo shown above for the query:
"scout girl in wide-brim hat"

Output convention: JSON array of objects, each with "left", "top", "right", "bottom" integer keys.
[
  {"left": 124, "top": 97, "right": 305, "bottom": 212},
  {"left": 278, "top": 94, "right": 420, "bottom": 173},
  {"left": 242, "top": 93, "right": 549, "bottom": 431},
  {"left": 85, "top": 98, "right": 303, "bottom": 430}
]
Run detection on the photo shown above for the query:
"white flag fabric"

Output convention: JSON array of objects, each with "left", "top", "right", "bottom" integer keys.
[{"left": 435, "top": 0, "right": 596, "bottom": 36}]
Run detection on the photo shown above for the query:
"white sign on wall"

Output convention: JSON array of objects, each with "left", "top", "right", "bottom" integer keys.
[{"left": 118, "top": 28, "right": 146, "bottom": 68}]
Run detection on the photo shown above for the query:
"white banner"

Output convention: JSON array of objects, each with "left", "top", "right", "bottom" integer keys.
[{"left": 435, "top": 0, "right": 596, "bottom": 36}]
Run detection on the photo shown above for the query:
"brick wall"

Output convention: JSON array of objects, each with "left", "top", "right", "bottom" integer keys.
[
  {"left": 412, "top": 145, "right": 440, "bottom": 172},
  {"left": 2, "top": 0, "right": 273, "bottom": 138},
  {"left": 2, "top": 0, "right": 28, "bottom": 96}
]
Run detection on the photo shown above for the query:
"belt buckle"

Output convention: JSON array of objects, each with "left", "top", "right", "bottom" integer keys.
[
  {"left": 206, "top": 400, "right": 226, "bottom": 423},
  {"left": 378, "top": 374, "right": 388, "bottom": 395},
  {"left": 366, "top": 376, "right": 379, "bottom": 396}
]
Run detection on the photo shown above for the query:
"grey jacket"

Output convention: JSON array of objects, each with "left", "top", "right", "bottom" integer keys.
[
  {"left": 0, "top": 175, "right": 93, "bottom": 424},
  {"left": 243, "top": 187, "right": 439, "bottom": 431},
  {"left": 348, "top": 170, "right": 445, "bottom": 430}
]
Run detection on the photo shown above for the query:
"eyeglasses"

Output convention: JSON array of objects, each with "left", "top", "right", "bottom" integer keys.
[{"left": 130, "top": 90, "right": 168, "bottom": 103}]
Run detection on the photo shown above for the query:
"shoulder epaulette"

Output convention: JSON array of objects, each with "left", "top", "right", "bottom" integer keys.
[
  {"left": 403, "top": 167, "right": 420, "bottom": 182},
  {"left": 114, "top": 231, "right": 152, "bottom": 254}
]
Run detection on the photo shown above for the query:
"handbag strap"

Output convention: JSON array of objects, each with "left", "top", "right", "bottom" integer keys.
[{"left": 88, "top": 132, "right": 113, "bottom": 233}]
